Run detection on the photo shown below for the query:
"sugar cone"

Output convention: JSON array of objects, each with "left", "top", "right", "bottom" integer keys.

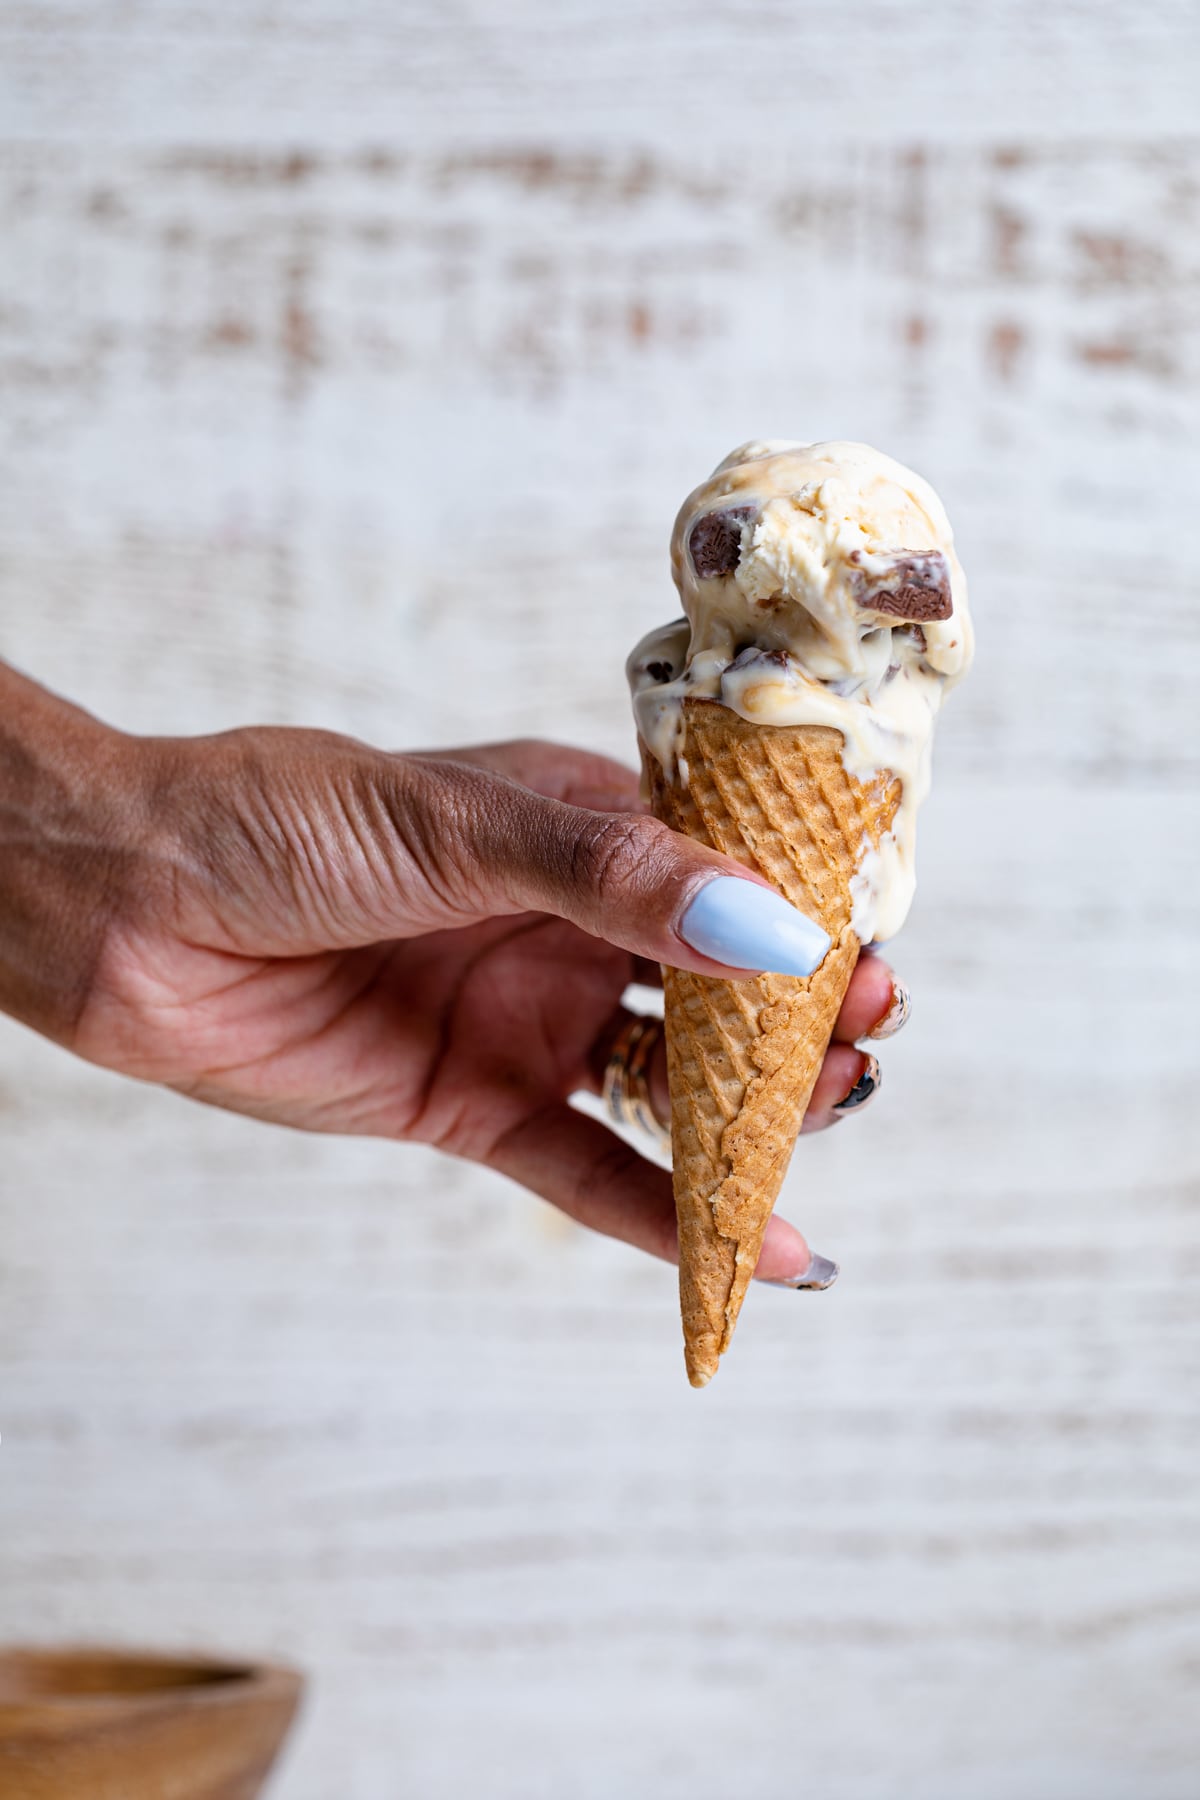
[{"left": 644, "top": 698, "right": 902, "bottom": 1387}]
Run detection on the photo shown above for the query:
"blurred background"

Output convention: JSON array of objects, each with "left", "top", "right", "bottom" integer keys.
[{"left": 1, "top": 4, "right": 1198, "bottom": 1797}]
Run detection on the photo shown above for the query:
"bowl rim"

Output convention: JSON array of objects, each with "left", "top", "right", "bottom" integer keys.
[{"left": 0, "top": 1646, "right": 303, "bottom": 1715}]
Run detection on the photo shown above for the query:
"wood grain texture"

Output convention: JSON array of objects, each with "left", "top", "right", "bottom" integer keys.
[{"left": 1, "top": 6, "right": 1199, "bottom": 1798}]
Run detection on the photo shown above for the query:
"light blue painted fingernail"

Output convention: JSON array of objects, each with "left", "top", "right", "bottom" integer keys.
[{"left": 678, "top": 876, "right": 831, "bottom": 977}]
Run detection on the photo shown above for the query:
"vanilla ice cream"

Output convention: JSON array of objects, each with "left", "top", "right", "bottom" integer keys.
[{"left": 628, "top": 439, "right": 973, "bottom": 943}]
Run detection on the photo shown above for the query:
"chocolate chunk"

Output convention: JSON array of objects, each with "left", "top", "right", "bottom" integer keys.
[
  {"left": 645, "top": 659, "right": 675, "bottom": 683},
  {"left": 873, "top": 583, "right": 953, "bottom": 621},
  {"left": 688, "top": 506, "right": 756, "bottom": 578},
  {"left": 856, "top": 550, "right": 953, "bottom": 621}
]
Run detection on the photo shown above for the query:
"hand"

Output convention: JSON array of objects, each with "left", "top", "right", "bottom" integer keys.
[{"left": 1, "top": 673, "right": 904, "bottom": 1281}]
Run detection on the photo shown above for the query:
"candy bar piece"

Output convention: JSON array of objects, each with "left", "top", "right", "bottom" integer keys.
[
  {"left": 688, "top": 506, "right": 757, "bottom": 578},
  {"left": 857, "top": 550, "right": 953, "bottom": 621}
]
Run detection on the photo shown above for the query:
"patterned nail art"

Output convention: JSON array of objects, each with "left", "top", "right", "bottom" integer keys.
[
  {"left": 867, "top": 978, "right": 911, "bottom": 1041},
  {"left": 832, "top": 1052, "right": 881, "bottom": 1112}
]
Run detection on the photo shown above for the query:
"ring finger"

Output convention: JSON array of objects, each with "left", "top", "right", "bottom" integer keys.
[{"left": 589, "top": 1008, "right": 883, "bottom": 1143}]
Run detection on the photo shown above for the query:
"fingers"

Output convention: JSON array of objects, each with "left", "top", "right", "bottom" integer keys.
[
  {"left": 438, "top": 755, "right": 904, "bottom": 1039},
  {"left": 379, "top": 755, "right": 831, "bottom": 981},
  {"left": 632, "top": 1028, "right": 878, "bottom": 1138},
  {"left": 593, "top": 954, "right": 906, "bottom": 1143},
  {"left": 801, "top": 1047, "right": 880, "bottom": 1133},
  {"left": 861, "top": 963, "right": 911, "bottom": 1040},
  {"left": 485, "top": 1101, "right": 680, "bottom": 1262},
  {"left": 435, "top": 740, "right": 644, "bottom": 813},
  {"left": 206, "top": 726, "right": 830, "bottom": 981},
  {"left": 755, "top": 1211, "right": 818, "bottom": 1283},
  {"left": 484, "top": 1099, "right": 817, "bottom": 1284},
  {"left": 185, "top": 726, "right": 828, "bottom": 979},
  {"left": 832, "top": 954, "right": 893, "bottom": 1041},
  {"left": 554, "top": 948, "right": 911, "bottom": 1289},
  {"left": 498, "top": 802, "right": 829, "bottom": 980}
]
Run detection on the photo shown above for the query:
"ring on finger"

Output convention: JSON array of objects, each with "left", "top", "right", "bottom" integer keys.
[{"left": 602, "top": 1015, "right": 671, "bottom": 1152}]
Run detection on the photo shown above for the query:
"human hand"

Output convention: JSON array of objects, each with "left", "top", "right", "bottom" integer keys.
[{"left": 1, "top": 672, "right": 905, "bottom": 1281}]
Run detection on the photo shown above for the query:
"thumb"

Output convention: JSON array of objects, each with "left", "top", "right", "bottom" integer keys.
[{"left": 387, "top": 754, "right": 832, "bottom": 980}]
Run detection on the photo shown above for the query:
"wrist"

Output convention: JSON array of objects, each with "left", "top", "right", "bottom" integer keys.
[{"left": 0, "top": 663, "right": 147, "bottom": 1044}]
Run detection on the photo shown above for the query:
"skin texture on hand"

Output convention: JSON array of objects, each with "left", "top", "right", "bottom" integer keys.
[{"left": 0, "top": 664, "right": 899, "bottom": 1281}]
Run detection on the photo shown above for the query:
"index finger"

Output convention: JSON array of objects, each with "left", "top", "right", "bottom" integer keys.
[{"left": 436, "top": 740, "right": 643, "bottom": 813}]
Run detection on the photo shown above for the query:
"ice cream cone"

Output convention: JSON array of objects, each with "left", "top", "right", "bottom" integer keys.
[
  {"left": 627, "top": 438, "right": 971, "bottom": 1382},
  {"left": 645, "top": 697, "right": 902, "bottom": 1387}
]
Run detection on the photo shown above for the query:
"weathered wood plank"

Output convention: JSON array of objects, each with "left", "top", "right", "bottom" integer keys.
[
  {"left": 1, "top": 15, "right": 1199, "bottom": 1797},
  {"left": 2, "top": 3, "right": 1199, "bottom": 144}
]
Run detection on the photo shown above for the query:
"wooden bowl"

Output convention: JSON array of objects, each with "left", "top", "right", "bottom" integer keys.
[{"left": 0, "top": 1648, "right": 303, "bottom": 1800}]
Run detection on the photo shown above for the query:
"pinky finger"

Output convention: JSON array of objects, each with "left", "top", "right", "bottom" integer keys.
[{"left": 483, "top": 1101, "right": 818, "bottom": 1286}]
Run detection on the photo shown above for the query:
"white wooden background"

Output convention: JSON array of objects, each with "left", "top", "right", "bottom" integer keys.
[{"left": 2, "top": 6, "right": 1199, "bottom": 1797}]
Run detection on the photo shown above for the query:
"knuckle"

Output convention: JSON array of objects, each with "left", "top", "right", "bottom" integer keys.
[
  {"left": 383, "top": 758, "right": 493, "bottom": 911},
  {"left": 573, "top": 812, "right": 667, "bottom": 905}
]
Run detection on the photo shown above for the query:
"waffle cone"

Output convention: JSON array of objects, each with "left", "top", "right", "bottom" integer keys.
[{"left": 644, "top": 698, "right": 902, "bottom": 1387}]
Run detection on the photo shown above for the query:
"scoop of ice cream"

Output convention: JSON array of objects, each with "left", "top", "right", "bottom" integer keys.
[{"left": 628, "top": 439, "right": 973, "bottom": 942}]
